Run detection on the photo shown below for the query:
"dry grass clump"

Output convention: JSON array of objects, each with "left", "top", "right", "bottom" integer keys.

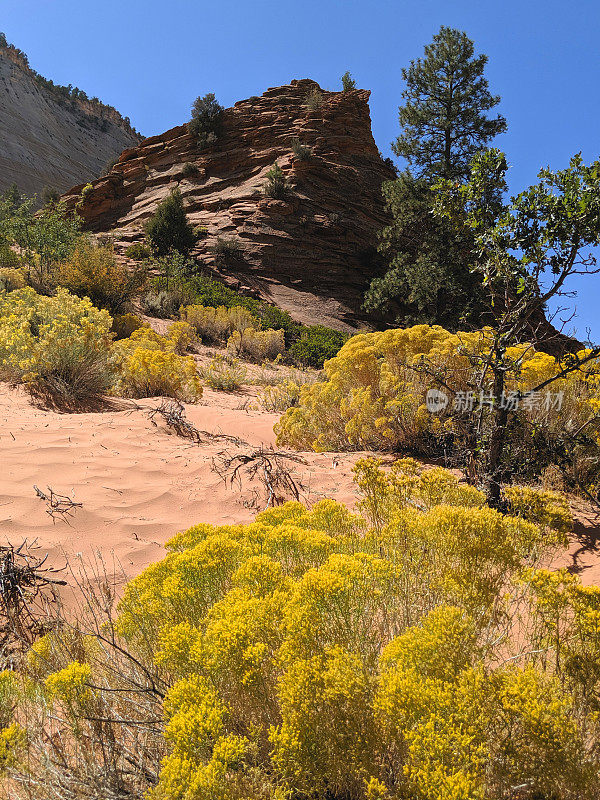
[
  {"left": 256, "top": 379, "right": 303, "bottom": 412},
  {"left": 202, "top": 354, "right": 247, "bottom": 391}
]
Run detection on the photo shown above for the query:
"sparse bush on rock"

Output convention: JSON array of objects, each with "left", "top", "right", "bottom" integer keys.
[
  {"left": 262, "top": 163, "right": 290, "bottom": 199},
  {"left": 125, "top": 241, "right": 152, "bottom": 260},
  {"left": 188, "top": 92, "right": 224, "bottom": 150}
]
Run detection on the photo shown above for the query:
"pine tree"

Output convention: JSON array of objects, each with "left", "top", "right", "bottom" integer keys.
[
  {"left": 144, "top": 189, "right": 196, "bottom": 256},
  {"left": 341, "top": 71, "right": 356, "bottom": 91},
  {"left": 394, "top": 26, "right": 506, "bottom": 180},
  {"left": 188, "top": 93, "right": 224, "bottom": 150},
  {"left": 364, "top": 27, "right": 507, "bottom": 328}
]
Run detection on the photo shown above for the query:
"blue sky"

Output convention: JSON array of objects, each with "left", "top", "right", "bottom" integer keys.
[{"left": 3, "top": 0, "right": 599, "bottom": 339}]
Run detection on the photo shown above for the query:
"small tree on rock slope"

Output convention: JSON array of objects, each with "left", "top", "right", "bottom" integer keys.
[{"left": 144, "top": 189, "right": 196, "bottom": 257}]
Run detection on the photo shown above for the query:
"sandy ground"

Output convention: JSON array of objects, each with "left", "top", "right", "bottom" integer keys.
[
  {"left": 1, "top": 383, "right": 599, "bottom": 594},
  {"left": 0, "top": 384, "right": 361, "bottom": 592}
]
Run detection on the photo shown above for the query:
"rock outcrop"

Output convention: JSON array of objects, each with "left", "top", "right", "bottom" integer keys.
[
  {"left": 61, "top": 80, "right": 395, "bottom": 330},
  {"left": 0, "top": 43, "right": 141, "bottom": 196}
]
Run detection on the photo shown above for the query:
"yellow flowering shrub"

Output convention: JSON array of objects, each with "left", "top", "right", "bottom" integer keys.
[
  {"left": 181, "top": 304, "right": 259, "bottom": 344},
  {"left": 227, "top": 327, "right": 285, "bottom": 362},
  {"left": 0, "top": 266, "right": 26, "bottom": 292},
  {"left": 275, "top": 324, "right": 600, "bottom": 491},
  {"left": 55, "top": 238, "right": 147, "bottom": 314},
  {"left": 0, "top": 286, "right": 114, "bottom": 404},
  {"left": 111, "top": 324, "right": 202, "bottom": 401},
  {"left": 10, "top": 461, "right": 600, "bottom": 799}
]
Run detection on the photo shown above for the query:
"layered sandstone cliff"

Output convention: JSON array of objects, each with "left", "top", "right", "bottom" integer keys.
[
  {"left": 62, "top": 80, "right": 395, "bottom": 329},
  {"left": 0, "top": 44, "right": 141, "bottom": 196}
]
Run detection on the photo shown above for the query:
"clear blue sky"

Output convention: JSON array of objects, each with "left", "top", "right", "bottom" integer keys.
[{"left": 3, "top": 0, "right": 600, "bottom": 339}]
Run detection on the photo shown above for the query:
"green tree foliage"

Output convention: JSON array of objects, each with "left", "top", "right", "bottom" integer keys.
[
  {"left": 366, "top": 27, "right": 507, "bottom": 328},
  {"left": 288, "top": 325, "right": 348, "bottom": 368},
  {"left": 364, "top": 170, "right": 494, "bottom": 326},
  {"left": 144, "top": 189, "right": 197, "bottom": 257},
  {"left": 435, "top": 149, "right": 600, "bottom": 504},
  {"left": 341, "top": 70, "right": 356, "bottom": 91},
  {"left": 188, "top": 92, "right": 224, "bottom": 150},
  {"left": 394, "top": 25, "right": 506, "bottom": 181},
  {"left": 0, "top": 191, "right": 81, "bottom": 284}
]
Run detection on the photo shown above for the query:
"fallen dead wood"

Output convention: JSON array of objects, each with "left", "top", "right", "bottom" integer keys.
[
  {"left": 34, "top": 485, "right": 82, "bottom": 524},
  {"left": 148, "top": 399, "right": 247, "bottom": 446},
  {"left": 212, "top": 446, "right": 306, "bottom": 509},
  {"left": 0, "top": 540, "right": 66, "bottom": 657}
]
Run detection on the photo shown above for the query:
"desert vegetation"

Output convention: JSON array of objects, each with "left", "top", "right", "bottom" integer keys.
[
  {"left": 2, "top": 461, "right": 600, "bottom": 800},
  {"left": 2, "top": 20, "right": 600, "bottom": 800}
]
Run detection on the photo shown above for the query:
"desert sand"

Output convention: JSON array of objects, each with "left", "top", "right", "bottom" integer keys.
[
  {"left": 1, "top": 383, "right": 599, "bottom": 594},
  {"left": 0, "top": 384, "right": 362, "bottom": 593}
]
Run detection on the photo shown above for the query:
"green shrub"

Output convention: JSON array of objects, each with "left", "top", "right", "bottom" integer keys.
[
  {"left": 187, "top": 93, "right": 224, "bottom": 150},
  {"left": 142, "top": 290, "right": 184, "bottom": 319},
  {"left": 263, "top": 163, "right": 290, "bottom": 199},
  {"left": 291, "top": 138, "right": 313, "bottom": 161},
  {"left": 0, "top": 241, "right": 23, "bottom": 269},
  {"left": 289, "top": 325, "right": 348, "bottom": 368},
  {"left": 181, "top": 162, "right": 199, "bottom": 179},
  {"left": 125, "top": 242, "right": 152, "bottom": 260},
  {"left": 144, "top": 189, "right": 197, "bottom": 257}
]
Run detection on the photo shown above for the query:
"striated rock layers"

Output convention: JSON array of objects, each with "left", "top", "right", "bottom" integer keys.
[
  {"left": 61, "top": 80, "right": 396, "bottom": 330},
  {"left": 0, "top": 46, "right": 141, "bottom": 196}
]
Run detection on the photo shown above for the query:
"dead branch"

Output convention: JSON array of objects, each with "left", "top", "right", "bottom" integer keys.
[
  {"left": 148, "top": 400, "right": 247, "bottom": 446},
  {"left": 0, "top": 540, "right": 66, "bottom": 657},
  {"left": 34, "top": 485, "right": 82, "bottom": 524},
  {"left": 212, "top": 446, "right": 306, "bottom": 509}
]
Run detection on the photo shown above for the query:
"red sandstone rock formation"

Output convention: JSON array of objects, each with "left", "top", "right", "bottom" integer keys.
[{"left": 61, "top": 80, "right": 395, "bottom": 330}]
